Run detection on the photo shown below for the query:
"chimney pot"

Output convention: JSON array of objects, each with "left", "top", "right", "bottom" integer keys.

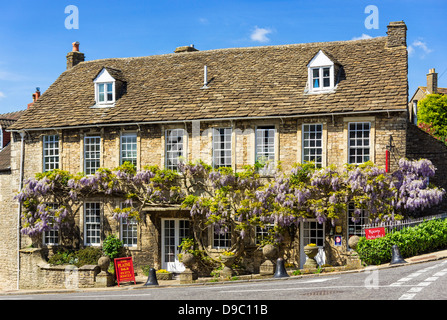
[
  {"left": 66, "top": 42, "right": 85, "bottom": 69},
  {"left": 72, "top": 41, "right": 80, "bottom": 52}
]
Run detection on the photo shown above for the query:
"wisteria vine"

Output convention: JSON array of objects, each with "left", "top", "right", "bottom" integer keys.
[{"left": 15, "top": 159, "right": 445, "bottom": 248}]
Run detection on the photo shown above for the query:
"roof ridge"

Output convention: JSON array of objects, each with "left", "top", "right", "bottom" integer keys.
[{"left": 79, "top": 36, "right": 387, "bottom": 64}]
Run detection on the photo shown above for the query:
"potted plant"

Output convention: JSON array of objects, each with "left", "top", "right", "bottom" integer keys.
[{"left": 156, "top": 269, "right": 173, "bottom": 280}]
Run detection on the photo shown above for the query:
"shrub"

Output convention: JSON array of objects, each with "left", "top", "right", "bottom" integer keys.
[
  {"left": 102, "top": 234, "right": 124, "bottom": 260},
  {"left": 75, "top": 247, "right": 103, "bottom": 267},
  {"left": 48, "top": 247, "right": 103, "bottom": 267},
  {"left": 357, "top": 218, "right": 447, "bottom": 265}
]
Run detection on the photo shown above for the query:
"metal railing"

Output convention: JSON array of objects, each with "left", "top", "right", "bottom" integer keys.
[{"left": 361, "top": 212, "right": 447, "bottom": 235}]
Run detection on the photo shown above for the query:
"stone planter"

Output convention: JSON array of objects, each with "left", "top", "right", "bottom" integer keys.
[
  {"left": 220, "top": 254, "right": 236, "bottom": 278},
  {"left": 179, "top": 252, "right": 197, "bottom": 284},
  {"left": 95, "top": 256, "right": 114, "bottom": 287},
  {"left": 260, "top": 244, "right": 278, "bottom": 276},
  {"left": 156, "top": 272, "right": 173, "bottom": 280},
  {"left": 181, "top": 252, "right": 196, "bottom": 269},
  {"left": 303, "top": 245, "right": 319, "bottom": 269}
]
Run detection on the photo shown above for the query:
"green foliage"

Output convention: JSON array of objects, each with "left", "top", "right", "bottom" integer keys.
[
  {"left": 417, "top": 94, "right": 447, "bottom": 138},
  {"left": 356, "top": 218, "right": 447, "bottom": 265},
  {"left": 102, "top": 234, "right": 124, "bottom": 260},
  {"left": 48, "top": 247, "right": 103, "bottom": 268}
]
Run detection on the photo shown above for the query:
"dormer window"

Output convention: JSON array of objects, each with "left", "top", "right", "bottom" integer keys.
[
  {"left": 92, "top": 67, "right": 125, "bottom": 107},
  {"left": 311, "top": 67, "right": 331, "bottom": 89},
  {"left": 97, "top": 82, "right": 114, "bottom": 103},
  {"left": 307, "top": 50, "right": 338, "bottom": 93}
]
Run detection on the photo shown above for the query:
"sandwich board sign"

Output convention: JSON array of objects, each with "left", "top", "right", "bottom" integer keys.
[{"left": 114, "top": 257, "right": 136, "bottom": 286}]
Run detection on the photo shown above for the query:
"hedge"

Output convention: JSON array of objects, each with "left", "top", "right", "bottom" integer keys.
[{"left": 356, "top": 218, "right": 447, "bottom": 265}]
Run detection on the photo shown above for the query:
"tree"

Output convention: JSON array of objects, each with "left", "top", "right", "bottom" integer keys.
[{"left": 417, "top": 93, "right": 447, "bottom": 141}]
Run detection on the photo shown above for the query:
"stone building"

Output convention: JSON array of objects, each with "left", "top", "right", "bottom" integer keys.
[
  {"left": 407, "top": 68, "right": 447, "bottom": 195},
  {"left": 2, "top": 21, "right": 428, "bottom": 289}
]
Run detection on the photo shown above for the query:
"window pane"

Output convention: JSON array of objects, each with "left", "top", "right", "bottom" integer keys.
[
  {"left": 84, "top": 136, "right": 101, "bottom": 174},
  {"left": 120, "top": 133, "right": 137, "bottom": 166},
  {"left": 43, "top": 135, "right": 60, "bottom": 171},
  {"left": 348, "top": 122, "right": 371, "bottom": 165},
  {"left": 166, "top": 129, "right": 184, "bottom": 171},
  {"left": 256, "top": 126, "right": 275, "bottom": 164},
  {"left": 302, "top": 124, "right": 323, "bottom": 168},
  {"left": 212, "top": 128, "right": 232, "bottom": 168},
  {"left": 85, "top": 202, "right": 101, "bottom": 245}
]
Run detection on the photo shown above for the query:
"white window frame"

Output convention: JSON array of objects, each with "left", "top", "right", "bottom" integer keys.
[
  {"left": 43, "top": 203, "right": 59, "bottom": 246},
  {"left": 120, "top": 202, "right": 138, "bottom": 248},
  {"left": 310, "top": 67, "right": 332, "bottom": 91},
  {"left": 348, "top": 122, "right": 371, "bottom": 165},
  {"left": 212, "top": 127, "right": 232, "bottom": 168},
  {"left": 307, "top": 50, "right": 335, "bottom": 93},
  {"left": 165, "top": 128, "right": 185, "bottom": 171},
  {"left": 93, "top": 68, "right": 116, "bottom": 106},
  {"left": 120, "top": 132, "right": 137, "bottom": 166},
  {"left": 255, "top": 224, "right": 274, "bottom": 245},
  {"left": 213, "top": 225, "right": 232, "bottom": 249},
  {"left": 255, "top": 126, "right": 276, "bottom": 166},
  {"left": 84, "top": 202, "right": 102, "bottom": 246},
  {"left": 43, "top": 135, "right": 60, "bottom": 172},
  {"left": 84, "top": 136, "right": 101, "bottom": 175},
  {"left": 302, "top": 124, "right": 323, "bottom": 168},
  {"left": 0, "top": 128, "right": 3, "bottom": 149},
  {"left": 120, "top": 217, "right": 138, "bottom": 247}
]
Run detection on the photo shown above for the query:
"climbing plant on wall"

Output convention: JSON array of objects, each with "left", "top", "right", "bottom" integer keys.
[{"left": 15, "top": 158, "right": 445, "bottom": 254}]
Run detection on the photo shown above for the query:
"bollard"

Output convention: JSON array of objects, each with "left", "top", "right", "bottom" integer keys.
[
  {"left": 390, "top": 245, "right": 407, "bottom": 265},
  {"left": 144, "top": 268, "right": 159, "bottom": 286},
  {"left": 273, "top": 258, "right": 289, "bottom": 278}
]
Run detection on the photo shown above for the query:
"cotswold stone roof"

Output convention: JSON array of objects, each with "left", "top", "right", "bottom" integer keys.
[
  {"left": 0, "top": 110, "right": 25, "bottom": 128},
  {"left": 10, "top": 36, "right": 408, "bottom": 131}
]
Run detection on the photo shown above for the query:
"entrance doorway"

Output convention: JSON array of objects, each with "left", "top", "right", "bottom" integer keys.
[
  {"left": 161, "top": 219, "right": 190, "bottom": 272},
  {"left": 300, "top": 220, "right": 326, "bottom": 268}
]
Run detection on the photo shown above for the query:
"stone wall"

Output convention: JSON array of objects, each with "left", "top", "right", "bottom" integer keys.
[
  {"left": 0, "top": 111, "right": 413, "bottom": 289},
  {"left": 19, "top": 248, "right": 100, "bottom": 290},
  {"left": 406, "top": 122, "right": 447, "bottom": 212}
]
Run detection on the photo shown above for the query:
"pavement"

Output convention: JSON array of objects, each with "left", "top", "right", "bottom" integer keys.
[{"left": 1, "top": 249, "right": 447, "bottom": 296}]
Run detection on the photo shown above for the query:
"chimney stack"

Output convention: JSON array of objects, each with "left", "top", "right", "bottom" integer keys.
[
  {"left": 27, "top": 87, "right": 41, "bottom": 109},
  {"left": 386, "top": 21, "right": 407, "bottom": 48},
  {"left": 66, "top": 41, "right": 85, "bottom": 69},
  {"left": 174, "top": 44, "right": 199, "bottom": 53},
  {"left": 427, "top": 68, "right": 438, "bottom": 94}
]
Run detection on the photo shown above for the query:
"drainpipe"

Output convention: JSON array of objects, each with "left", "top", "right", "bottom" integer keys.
[{"left": 16, "top": 131, "right": 26, "bottom": 290}]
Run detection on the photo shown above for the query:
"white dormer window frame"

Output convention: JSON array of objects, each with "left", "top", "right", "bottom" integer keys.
[
  {"left": 307, "top": 50, "right": 335, "bottom": 93},
  {"left": 93, "top": 68, "right": 116, "bottom": 106}
]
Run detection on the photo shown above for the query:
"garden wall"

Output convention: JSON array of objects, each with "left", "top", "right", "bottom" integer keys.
[{"left": 19, "top": 247, "right": 101, "bottom": 290}]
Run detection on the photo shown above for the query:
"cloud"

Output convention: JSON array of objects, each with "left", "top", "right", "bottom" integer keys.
[
  {"left": 198, "top": 18, "right": 209, "bottom": 25},
  {"left": 0, "top": 91, "right": 5, "bottom": 99},
  {"left": 351, "top": 34, "right": 373, "bottom": 40},
  {"left": 250, "top": 26, "right": 273, "bottom": 43},
  {"left": 408, "top": 39, "right": 433, "bottom": 58}
]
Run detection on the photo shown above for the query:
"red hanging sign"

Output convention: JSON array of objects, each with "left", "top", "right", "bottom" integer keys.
[
  {"left": 114, "top": 257, "right": 136, "bottom": 286},
  {"left": 365, "top": 227, "right": 386, "bottom": 240}
]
